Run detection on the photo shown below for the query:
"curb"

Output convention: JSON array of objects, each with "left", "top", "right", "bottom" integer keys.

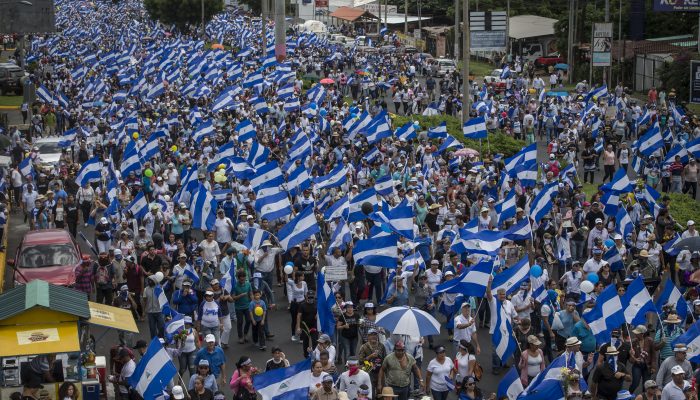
[{"left": 0, "top": 106, "right": 20, "bottom": 110}]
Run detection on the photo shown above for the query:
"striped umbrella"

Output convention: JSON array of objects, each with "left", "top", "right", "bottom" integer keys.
[{"left": 375, "top": 306, "right": 441, "bottom": 337}]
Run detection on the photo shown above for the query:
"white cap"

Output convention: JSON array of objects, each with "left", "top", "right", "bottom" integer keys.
[
  {"left": 172, "top": 386, "right": 185, "bottom": 400},
  {"left": 689, "top": 220, "right": 696, "bottom": 226},
  {"left": 595, "top": 218, "right": 603, "bottom": 224},
  {"left": 445, "top": 271, "right": 454, "bottom": 276},
  {"left": 671, "top": 365, "right": 685, "bottom": 375},
  {"left": 205, "top": 334, "right": 216, "bottom": 343}
]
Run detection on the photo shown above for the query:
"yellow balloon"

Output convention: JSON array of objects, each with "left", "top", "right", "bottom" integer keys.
[
  {"left": 171, "top": 145, "right": 178, "bottom": 152},
  {"left": 254, "top": 306, "right": 264, "bottom": 317},
  {"left": 218, "top": 163, "right": 226, "bottom": 170},
  {"left": 132, "top": 133, "right": 139, "bottom": 140},
  {"left": 214, "top": 174, "right": 227, "bottom": 183}
]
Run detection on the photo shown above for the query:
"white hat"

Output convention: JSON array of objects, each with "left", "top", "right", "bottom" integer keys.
[
  {"left": 566, "top": 337, "right": 581, "bottom": 346},
  {"left": 595, "top": 218, "right": 603, "bottom": 224},
  {"left": 671, "top": 365, "right": 685, "bottom": 375},
  {"left": 113, "top": 249, "right": 122, "bottom": 256},
  {"left": 445, "top": 271, "right": 454, "bottom": 276},
  {"left": 261, "top": 239, "right": 272, "bottom": 247},
  {"left": 689, "top": 220, "right": 696, "bottom": 226},
  {"left": 355, "top": 222, "right": 363, "bottom": 229},
  {"left": 205, "top": 334, "right": 216, "bottom": 343},
  {"left": 172, "top": 386, "right": 185, "bottom": 400}
]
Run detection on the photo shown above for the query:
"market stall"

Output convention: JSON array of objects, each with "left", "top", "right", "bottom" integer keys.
[{"left": 0, "top": 280, "right": 138, "bottom": 400}]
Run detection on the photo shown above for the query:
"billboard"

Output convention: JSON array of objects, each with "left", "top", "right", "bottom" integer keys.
[
  {"left": 315, "top": 0, "right": 328, "bottom": 7},
  {"left": 690, "top": 60, "right": 700, "bottom": 104},
  {"left": 470, "top": 31, "right": 507, "bottom": 51},
  {"left": 0, "top": 0, "right": 55, "bottom": 34},
  {"left": 654, "top": 0, "right": 700, "bottom": 12},
  {"left": 592, "top": 22, "right": 612, "bottom": 67}
]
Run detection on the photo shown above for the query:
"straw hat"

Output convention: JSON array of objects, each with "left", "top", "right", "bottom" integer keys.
[
  {"left": 378, "top": 387, "right": 398, "bottom": 398},
  {"left": 664, "top": 313, "right": 683, "bottom": 324}
]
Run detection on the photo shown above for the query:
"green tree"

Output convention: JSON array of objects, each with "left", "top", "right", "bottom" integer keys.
[
  {"left": 658, "top": 51, "right": 698, "bottom": 102},
  {"left": 144, "top": 0, "right": 223, "bottom": 31}
]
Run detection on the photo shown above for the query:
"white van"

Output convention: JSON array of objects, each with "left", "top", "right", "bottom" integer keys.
[{"left": 434, "top": 58, "right": 457, "bottom": 78}]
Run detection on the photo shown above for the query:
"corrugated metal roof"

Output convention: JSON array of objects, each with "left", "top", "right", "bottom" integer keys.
[{"left": 0, "top": 280, "right": 90, "bottom": 321}]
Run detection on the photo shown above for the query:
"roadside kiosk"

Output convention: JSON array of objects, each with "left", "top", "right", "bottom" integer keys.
[{"left": 0, "top": 280, "right": 138, "bottom": 400}]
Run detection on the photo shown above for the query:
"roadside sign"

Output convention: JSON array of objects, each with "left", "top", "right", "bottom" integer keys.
[{"left": 690, "top": 60, "right": 700, "bottom": 104}]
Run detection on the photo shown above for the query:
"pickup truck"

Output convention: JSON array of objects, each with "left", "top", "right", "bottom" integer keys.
[
  {"left": 483, "top": 69, "right": 506, "bottom": 93},
  {"left": 534, "top": 52, "right": 564, "bottom": 68}
]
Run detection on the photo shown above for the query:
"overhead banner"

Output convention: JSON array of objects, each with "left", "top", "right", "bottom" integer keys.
[
  {"left": 592, "top": 22, "right": 612, "bottom": 67},
  {"left": 690, "top": 60, "right": 700, "bottom": 104},
  {"left": 653, "top": 0, "right": 700, "bottom": 12}
]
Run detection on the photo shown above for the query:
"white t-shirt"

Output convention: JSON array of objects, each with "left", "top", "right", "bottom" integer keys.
[
  {"left": 561, "top": 270, "right": 583, "bottom": 294},
  {"left": 119, "top": 359, "right": 136, "bottom": 394},
  {"left": 455, "top": 352, "right": 475, "bottom": 378},
  {"left": 453, "top": 313, "right": 476, "bottom": 343},
  {"left": 427, "top": 357, "right": 453, "bottom": 392},
  {"left": 425, "top": 268, "right": 443, "bottom": 292},
  {"left": 214, "top": 217, "right": 233, "bottom": 243},
  {"left": 583, "top": 258, "right": 606, "bottom": 274},
  {"left": 510, "top": 290, "right": 533, "bottom": 319},
  {"left": 199, "top": 239, "right": 221, "bottom": 263},
  {"left": 200, "top": 300, "right": 220, "bottom": 328}
]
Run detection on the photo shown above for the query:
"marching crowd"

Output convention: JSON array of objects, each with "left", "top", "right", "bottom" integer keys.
[{"left": 5, "top": 0, "right": 700, "bottom": 400}]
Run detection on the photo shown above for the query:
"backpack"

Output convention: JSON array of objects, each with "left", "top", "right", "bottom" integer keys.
[{"left": 96, "top": 265, "right": 110, "bottom": 285}]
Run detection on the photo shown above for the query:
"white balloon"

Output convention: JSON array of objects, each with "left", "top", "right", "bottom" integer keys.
[
  {"left": 580, "top": 280, "right": 594, "bottom": 294},
  {"left": 284, "top": 265, "right": 294, "bottom": 275},
  {"left": 154, "top": 271, "right": 164, "bottom": 283}
]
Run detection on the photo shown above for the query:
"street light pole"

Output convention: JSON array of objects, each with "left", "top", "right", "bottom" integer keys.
[
  {"left": 567, "top": 0, "right": 574, "bottom": 84},
  {"left": 201, "top": 0, "right": 205, "bottom": 38},
  {"left": 462, "top": 0, "right": 469, "bottom": 122}
]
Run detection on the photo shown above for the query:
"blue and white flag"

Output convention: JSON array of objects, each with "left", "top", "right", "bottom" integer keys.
[
  {"left": 492, "top": 256, "right": 530, "bottom": 295},
  {"left": 451, "top": 229, "right": 504, "bottom": 256},
  {"left": 286, "top": 164, "right": 311, "bottom": 198},
  {"left": 374, "top": 174, "right": 394, "bottom": 197},
  {"left": 328, "top": 222, "right": 351, "bottom": 253},
  {"left": 655, "top": 277, "right": 687, "bottom": 321},
  {"left": 75, "top": 157, "right": 102, "bottom": 186},
  {"left": 663, "top": 233, "right": 682, "bottom": 257},
  {"left": 189, "top": 185, "right": 217, "bottom": 230},
  {"left": 313, "top": 163, "right": 348, "bottom": 191},
  {"left": 603, "top": 245, "right": 624, "bottom": 272},
  {"left": 347, "top": 187, "right": 378, "bottom": 223},
  {"left": 528, "top": 182, "right": 559, "bottom": 223},
  {"left": 615, "top": 207, "right": 634, "bottom": 243},
  {"left": 395, "top": 122, "right": 417, "bottom": 141},
  {"left": 434, "top": 261, "right": 492, "bottom": 296},
  {"left": 250, "top": 162, "right": 284, "bottom": 191},
  {"left": 183, "top": 263, "right": 200, "bottom": 284},
  {"left": 636, "top": 123, "right": 663, "bottom": 156},
  {"left": 192, "top": 120, "right": 215, "bottom": 143},
  {"left": 255, "top": 188, "right": 292, "bottom": 221},
  {"left": 495, "top": 189, "right": 517, "bottom": 226},
  {"left": 500, "top": 66, "right": 511, "bottom": 79},
  {"left": 317, "top": 271, "right": 336, "bottom": 336},
  {"left": 371, "top": 204, "right": 415, "bottom": 240},
  {"left": 58, "top": 128, "right": 78, "bottom": 147},
  {"left": 497, "top": 367, "right": 524, "bottom": 400},
  {"left": 243, "top": 228, "right": 271, "bottom": 252},
  {"left": 437, "top": 135, "right": 463, "bottom": 154},
  {"left": 164, "top": 313, "right": 185, "bottom": 343},
  {"left": 463, "top": 115, "right": 488, "bottom": 139},
  {"left": 36, "top": 84, "right": 54, "bottom": 104},
  {"left": 687, "top": 137, "right": 700, "bottom": 158},
  {"left": 19, "top": 157, "right": 35, "bottom": 178},
  {"left": 664, "top": 144, "right": 689, "bottom": 166},
  {"left": 234, "top": 119, "right": 257, "bottom": 142},
  {"left": 520, "top": 354, "right": 587, "bottom": 400},
  {"left": 504, "top": 143, "right": 537, "bottom": 173},
  {"left": 127, "top": 191, "right": 149, "bottom": 220},
  {"left": 622, "top": 276, "right": 655, "bottom": 326},
  {"left": 323, "top": 195, "right": 349, "bottom": 222},
  {"left": 353, "top": 234, "right": 398, "bottom": 268},
  {"left": 602, "top": 168, "right": 633, "bottom": 193},
  {"left": 277, "top": 205, "right": 320, "bottom": 250},
  {"left": 673, "top": 319, "right": 700, "bottom": 363},
  {"left": 493, "top": 299, "right": 517, "bottom": 361},
  {"left": 427, "top": 122, "right": 448, "bottom": 139},
  {"left": 128, "top": 338, "right": 177, "bottom": 400},
  {"left": 253, "top": 358, "right": 312, "bottom": 400},
  {"left": 584, "top": 84, "right": 608, "bottom": 103},
  {"left": 583, "top": 284, "right": 625, "bottom": 344},
  {"left": 140, "top": 130, "right": 166, "bottom": 162}
]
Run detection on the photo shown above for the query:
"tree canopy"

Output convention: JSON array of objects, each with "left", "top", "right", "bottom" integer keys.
[{"left": 144, "top": 0, "right": 223, "bottom": 31}]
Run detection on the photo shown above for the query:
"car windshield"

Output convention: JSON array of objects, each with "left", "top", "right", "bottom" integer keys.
[
  {"left": 19, "top": 244, "right": 78, "bottom": 268},
  {"left": 36, "top": 142, "right": 61, "bottom": 154}
]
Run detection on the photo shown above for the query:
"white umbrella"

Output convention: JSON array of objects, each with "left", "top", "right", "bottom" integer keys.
[{"left": 375, "top": 306, "right": 441, "bottom": 337}]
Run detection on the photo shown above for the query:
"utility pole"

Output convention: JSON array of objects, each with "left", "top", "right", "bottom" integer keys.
[
  {"left": 567, "top": 0, "right": 574, "bottom": 84},
  {"left": 506, "top": 0, "right": 510, "bottom": 58},
  {"left": 275, "top": 0, "right": 286, "bottom": 62},
  {"left": 618, "top": 0, "right": 622, "bottom": 85},
  {"left": 404, "top": 0, "right": 408, "bottom": 34},
  {"left": 201, "top": 0, "right": 205, "bottom": 38},
  {"left": 377, "top": 0, "right": 381, "bottom": 39},
  {"left": 604, "top": 0, "right": 610, "bottom": 88},
  {"left": 462, "top": 0, "right": 470, "bottom": 122},
  {"left": 454, "top": 0, "right": 460, "bottom": 58},
  {"left": 262, "top": 0, "right": 267, "bottom": 52}
]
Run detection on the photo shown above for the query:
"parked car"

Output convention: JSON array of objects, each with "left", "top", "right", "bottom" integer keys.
[
  {"left": 433, "top": 58, "right": 457, "bottom": 78},
  {"left": 9, "top": 229, "right": 82, "bottom": 286},
  {"left": 534, "top": 52, "right": 564, "bottom": 68},
  {"left": 33, "top": 137, "right": 65, "bottom": 167},
  {"left": 484, "top": 69, "right": 507, "bottom": 93},
  {"left": 0, "top": 63, "right": 24, "bottom": 96}
]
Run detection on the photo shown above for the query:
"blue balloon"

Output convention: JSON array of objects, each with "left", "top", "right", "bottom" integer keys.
[
  {"left": 604, "top": 239, "right": 615, "bottom": 248},
  {"left": 530, "top": 265, "right": 543, "bottom": 278},
  {"left": 587, "top": 273, "right": 599, "bottom": 284},
  {"left": 310, "top": 102, "right": 318, "bottom": 110},
  {"left": 351, "top": 113, "right": 357, "bottom": 118},
  {"left": 413, "top": 122, "right": 420, "bottom": 130},
  {"left": 319, "top": 108, "right": 327, "bottom": 117},
  {"left": 547, "top": 289, "right": 558, "bottom": 302}
]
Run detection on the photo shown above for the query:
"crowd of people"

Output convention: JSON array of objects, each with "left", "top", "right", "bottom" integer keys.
[{"left": 5, "top": 0, "right": 700, "bottom": 400}]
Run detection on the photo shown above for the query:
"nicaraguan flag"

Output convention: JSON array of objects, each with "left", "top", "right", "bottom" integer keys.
[
  {"left": 497, "top": 366, "right": 524, "bottom": 400},
  {"left": 622, "top": 276, "right": 655, "bottom": 326},
  {"left": 127, "top": 191, "right": 149, "bottom": 220},
  {"left": 451, "top": 230, "right": 504, "bottom": 256},
  {"left": 528, "top": 182, "right": 559, "bottom": 222},
  {"left": 128, "top": 338, "right": 177, "bottom": 400},
  {"left": 36, "top": 84, "right": 54, "bottom": 104},
  {"left": 492, "top": 256, "right": 530, "bottom": 295},
  {"left": 253, "top": 358, "right": 313, "bottom": 400},
  {"left": 323, "top": 195, "right": 349, "bottom": 222},
  {"left": 636, "top": 122, "right": 663, "bottom": 156},
  {"left": 286, "top": 164, "right": 312, "bottom": 198},
  {"left": 427, "top": 121, "right": 448, "bottom": 139},
  {"left": 493, "top": 299, "right": 517, "bottom": 361},
  {"left": 584, "top": 84, "right": 608, "bottom": 103},
  {"left": 395, "top": 122, "right": 417, "bottom": 141},
  {"left": 603, "top": 245, "right": 624, "bottom": 272},
  {"left": 615, "top": 207, "right": 634, "bottom": 243},
  {"left": 313, "top": 163, "right": 348, "bottom": 191},
  {"left": 243, "top": 228, "right": 271, "bottom": 252},
  {"left": 663, "top": 144, "right": 689, "bottom": 166},
  {"left": 316, "top": 271, "right": 336, "bottom": 335},
  {"left": 347, "top": 187, "right": 378, "bottom": 223},
  {"left": 328, "top": 222, "right": 351, "bottom": 253},
  {"left": 189, "top": 184, "right": 217, "bottom": 230},
  {"left": 673, "top": 319, "right": 700, "bottom": 363},
  {"left": 192, "top": 120, "right": 215, "bottom": 144},
  {"left": 374, "top": 174, "right": 394, "bottom": 197},
  {"left": 353, "top": 233, "right": 398, "bottom": 268},
  {"left": 495, "top": 189, "right": 516, "bottom": 226},
  {"left": 234, "top": 119, "right": 256, "bottom": 142},
  {"left": 655, "top": 277, "right": 687, "bottom": 321},
  {"left": 583, "top": 284, "right": 625, "bottom": 344},
  {"left": 255, "top": 187, "right": 292, "bottom": 221},
  {"left": 462, "top": 115, "right": 488, "bottom": 139},
  {"left": 250, "top": 161, "right": 284, "bottom": 192},
  {"left": 277, "top": 205, "right": 320, "bottom": 250},
  {"left": 74, "top": 156, "right": 102, "bottom": 186},
  {"left": 183, "top": 263, "right": 200, "bottom": 284},
  {"left": 164, "top": 313, "right": 185, "bottom": 344}
]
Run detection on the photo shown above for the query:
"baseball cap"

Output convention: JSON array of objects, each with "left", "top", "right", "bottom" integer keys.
[
  {"left": 322, "top": 374, "right": 334, "bottom": 383},
  {"left": 644, "top": 380, "right": 658, "bottom": 390},
  {"left": 205, "top": 334, "right": 216, "bottom": 343},
  {"left": 172, "top": 386, "right": 185, "bottom": 400},
  {"left": 671, "top": 365, "right": 685, "bottom": 375}
]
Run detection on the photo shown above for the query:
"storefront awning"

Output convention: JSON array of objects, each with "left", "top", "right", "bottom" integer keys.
[
  {"left": 87, "top": 302, "right": 139, "bottom": 333},
  {"left": 0, "top": 322, "right": 79, "bottom": 357}
]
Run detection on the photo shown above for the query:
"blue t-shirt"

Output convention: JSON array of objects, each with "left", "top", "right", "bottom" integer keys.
[
  {"left": 571, "top": 320, "right": 596, "bottom": 353},
  {"left": 248, "top": 299, "right": 267, "bottom": 322},
  {"left": 194, "top": 347, "right": 226, "bottom": 377}
]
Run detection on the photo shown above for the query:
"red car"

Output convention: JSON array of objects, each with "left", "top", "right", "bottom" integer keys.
[
  {"left": 534, "top": 52, "right": 564, "bottom": 68},
  {"left": 9, "top": 229, "right": 82, "bottom": 286}
]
